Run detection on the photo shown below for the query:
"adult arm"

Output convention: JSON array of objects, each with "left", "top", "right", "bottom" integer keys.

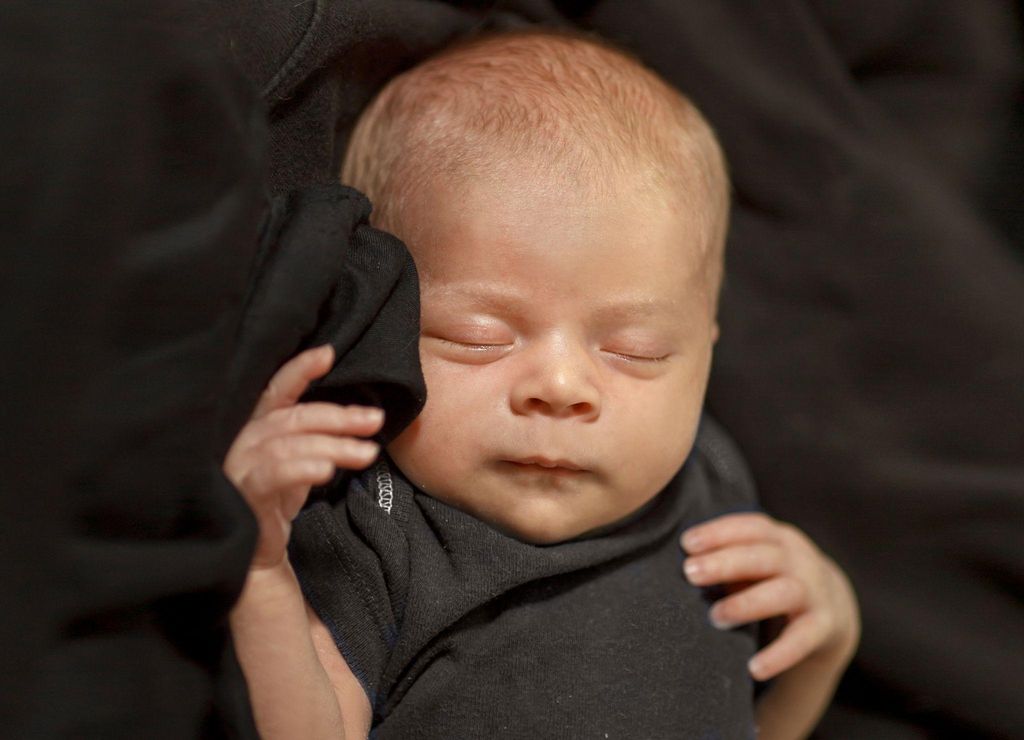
[{"left": 1, "top": 1, "right": 265, "bottom": 734}]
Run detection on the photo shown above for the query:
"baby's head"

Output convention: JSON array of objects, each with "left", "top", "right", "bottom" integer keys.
[{"left": 343, "top": 30, "right": 729, "bottom": 544}]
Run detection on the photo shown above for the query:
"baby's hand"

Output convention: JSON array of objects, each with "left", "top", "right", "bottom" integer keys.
[
  {"left": 223, "top": 345, "right": 384, "bottom": 569},
  {"left": 681, "top": 513, "right": 859, "bottom": 682}
]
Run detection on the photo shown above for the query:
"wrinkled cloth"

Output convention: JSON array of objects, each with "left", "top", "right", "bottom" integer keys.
[
  {"left": 222, "top": 183, "right": 425, "bottom": 450},
  {"left": 290, "top": 418, "right": 760, "bottom": 739},
  {"left": 2, "top": 4, "right": 424, "bottom": 737},
  {"left": 194, "top": 0, "right": 539, "bottom": 195},
  {"left": 1, "top": 2, "right": 265, "bottom": 736}
]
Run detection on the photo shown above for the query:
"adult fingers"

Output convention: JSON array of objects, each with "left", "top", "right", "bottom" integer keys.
[
  {"left": 708, "top": 576, "right": 807, "bottom": 629},
  {"left": 747, "top": 612, "right": 824, "bottom": 681},
  {"left": 680, "top": 512, "right": 783, "bottom": 555},
  {"left": 683, "top": 542, "right": 786, "bottom": 587},
  {"left": 253, "top": 344, "right": 335, "bottom": 418}
]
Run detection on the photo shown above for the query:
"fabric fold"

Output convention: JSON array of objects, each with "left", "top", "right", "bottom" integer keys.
[{"left": 222, "top": 183, "right": 426, "bottom": 448}]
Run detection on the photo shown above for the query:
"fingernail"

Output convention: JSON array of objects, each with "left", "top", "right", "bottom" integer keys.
[
  {"left": 748, "top": 656, "right": 765, "bottom": 680},
  {"left": 683, "top": 559, "right": 703, "bottom": 582},
  {"left": 681, "top": 531, "right": 703, "bottom": 552},
  {"left": 350, "top": 406, "right": 381, "bottom": 423},
  {"left": 364, "top": 407, "right": 384, "bottom": 424},
  {"left": 709, "top": 608, "right": 734, "bottom": 630}
]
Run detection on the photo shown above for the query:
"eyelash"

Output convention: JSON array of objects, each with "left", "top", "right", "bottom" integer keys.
[
  {"left": 439, "top": 338, "right": 510, "bottom": 351},
  {"left": 437, "top": 338, "right": 669, "bottom": 363},
  {"left": 605, "top": 350, "right": 671, "bottom": 363}
]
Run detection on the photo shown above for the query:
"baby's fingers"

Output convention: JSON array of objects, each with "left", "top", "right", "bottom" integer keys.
[
  {"left": 241, "top": 457, "right": 337, "bottom": 500},
  {"left": 681, "top": 512, "right": 781, "bottom": 555},
  {"left": 245, "top": 403, "right": 384, "bottom": 449},
  {"left": 683, "top": 543, "right": 785, "bottom": 587},
  {"left": 747, "top": 612, "right": 823, "bottom": 681},
  {"left": 708, "top": 576, "right": 806, "bottom": 629},
  {"left": 253, "top": 344, "right": 335, "bottom": 418},
  {"left": 263, "top": 434, "right": 380, "bottom": 472}
]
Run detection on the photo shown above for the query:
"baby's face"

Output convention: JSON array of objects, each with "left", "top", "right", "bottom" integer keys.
[{"left": 387, "top": 171, "right": 718, "bottom": 544}]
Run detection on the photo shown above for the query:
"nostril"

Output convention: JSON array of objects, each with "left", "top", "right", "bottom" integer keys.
[
  {"left": 524, "top": 397, "right": 549, "bottom": 413},
  {"left": 516, "top": 394, "right": 600, "bottom": 418},
  {"left": 568, "top": 401, "right": 593, "bottom": 416}
]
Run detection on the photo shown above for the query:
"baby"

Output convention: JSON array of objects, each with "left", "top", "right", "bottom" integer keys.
[{"left": 226, "top": 31, "right": 858, "bottom": 739}]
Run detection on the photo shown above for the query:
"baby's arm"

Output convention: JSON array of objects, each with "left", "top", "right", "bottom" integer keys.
[
  {"left": 681, "top": 513, "right": 860, "bottom": 740},
  {"left": 224, "top": 346, "right": 379, "bottom": 739}
]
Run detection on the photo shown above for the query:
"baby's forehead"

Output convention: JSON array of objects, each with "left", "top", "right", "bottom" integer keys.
[
  {"left": 406, "top": 168, "right": 719, "bottom": 299},
  {"left": 439, "top": 160, "right": 715, "bottom": 246}
]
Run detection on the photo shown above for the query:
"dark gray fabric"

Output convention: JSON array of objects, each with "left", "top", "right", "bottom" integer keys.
[
  {"left": 1, "top": 1, "right": 265, "bottom": 736},
  {"left": 196, "top": 0, "right": 499, "bottom": 195},
  {"left": 290, "top": 418, "right": 760, "bottom": 739},
  {"left": 1, "top": 4, "right": 431, "bottom": 736}
]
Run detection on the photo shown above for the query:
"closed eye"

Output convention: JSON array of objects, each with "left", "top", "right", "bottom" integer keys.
[
  {"left": 603, "top": 349, "right": 671, "bottom": 363},
  {"left": 426, "top": 336, "right": 515, "bottom": 364},
  {"left": 438, "top": 338, "right": 511, "bottom": 351}
]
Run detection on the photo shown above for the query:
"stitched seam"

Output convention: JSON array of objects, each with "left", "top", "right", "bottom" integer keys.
[
  {"left": 373, "top": 458, "right": 394, "bottom": 514},
  {"left": 261, "top": 0, "right": 326, "bottom": 101}
]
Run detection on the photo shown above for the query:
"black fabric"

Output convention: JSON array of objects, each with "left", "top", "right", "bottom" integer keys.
[
  {"left": 221, "top": 183, "right": 425, "bottom": 450},
  {"left": 1, "top": 2, "right": 265, "bottom": 737},
  {"left": 208, "top": 2, "right": 1024, "bottom": 736},
  {"left": 290, "top": 418, "right": 759, "bottom": 739},
  {"left": 196, "top": 0, "right": 551, "bottom": 196},
  {"left": 2, "top": 4, "right": 423, "bottom": 737}
]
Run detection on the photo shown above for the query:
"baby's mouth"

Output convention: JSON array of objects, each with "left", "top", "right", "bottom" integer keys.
[{"left": 503, "top": 456, "right": 588, "bottom": 476}]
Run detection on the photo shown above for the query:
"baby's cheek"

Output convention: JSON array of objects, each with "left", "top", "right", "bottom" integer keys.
[
  {"left": 626, "top": 389, "right": 699, "bottom": 473},
  {"left": 388, "top": 377, "right": 476, "bottom": 486},
  {"left": 388, "top": 425, "right": 450, "bottom": 498},
  {"left": 426, "top": 357, "right": 511, "bottom": 421}
]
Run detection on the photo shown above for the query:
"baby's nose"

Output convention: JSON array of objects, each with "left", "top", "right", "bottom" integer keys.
[
  {"left": 510, "top": 346, "right": 601, "bottom": 420},
  {"left": 520, "top": 392, "right": 597, "bottom": 419}
]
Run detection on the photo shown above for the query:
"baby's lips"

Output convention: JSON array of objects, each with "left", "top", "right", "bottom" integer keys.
[{"left": 508, "top": 455, "right": 585, "bottom": 471}]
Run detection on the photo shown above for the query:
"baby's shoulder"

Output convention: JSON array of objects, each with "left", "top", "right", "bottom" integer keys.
[{"left": 688, "top": 413, "right": 760, "bottom": 513}]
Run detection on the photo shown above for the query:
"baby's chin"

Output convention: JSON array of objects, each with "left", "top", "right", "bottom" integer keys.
[
  {"left": 440, "top": 487, "right": 660, "bottom": 547},
  {"left": 386, "top": 450, "right": 668, "bottom": 545},
  {"left": 488, "top": 503, "right": 660, "bottom": 546},
  {"left": 406, "top": 479, "right": 599, "bottom": 545}
]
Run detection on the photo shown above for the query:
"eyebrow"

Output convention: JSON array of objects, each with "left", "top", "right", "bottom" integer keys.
[
  {"left": 590, "top": 298, "right": 682, "bottom": 322},
  {"left": 423, "top": 283, "right": 681, "bottom": 321}
]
